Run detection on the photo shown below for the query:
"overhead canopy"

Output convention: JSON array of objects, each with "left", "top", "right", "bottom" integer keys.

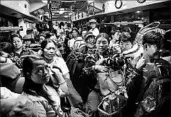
[{"left": 0, "top": 4, "right": 42, "bottom": 22}]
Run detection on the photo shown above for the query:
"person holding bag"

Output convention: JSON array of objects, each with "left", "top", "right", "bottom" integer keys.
[{"left": 82, "top": 33, "right": 127, "bottom": 117}]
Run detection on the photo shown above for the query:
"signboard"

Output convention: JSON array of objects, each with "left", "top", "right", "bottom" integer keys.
[{"left": 51, "top": 0, "right": 60, "bottom": 11}]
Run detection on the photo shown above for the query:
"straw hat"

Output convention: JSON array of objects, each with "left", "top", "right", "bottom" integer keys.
[{"left": 89, "top": 19, "right": 98, "bottom": 24}]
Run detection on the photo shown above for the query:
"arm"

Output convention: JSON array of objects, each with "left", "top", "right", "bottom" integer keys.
[{"left": 51, "top": 68, "right": 69, "bottom": 95}]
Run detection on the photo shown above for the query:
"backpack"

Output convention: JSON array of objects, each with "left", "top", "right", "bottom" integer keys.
[
  {"left": 135, "top": 59, "right": 171, "bottom": 117},
  {"left": 66, "top": 51, "right": 85, "bottom": 77}
]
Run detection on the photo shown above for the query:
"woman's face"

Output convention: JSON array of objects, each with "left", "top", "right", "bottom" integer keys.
[
  {"left": 90, "top": 22, "right": 96, "bottom": 29},
  {"left": 72, "top": 30, "right": 78, "bottom": 38},
  {"left": 43, "top": 42, "right": 56, "bottom": 60},
  {"left": 31, "top": 60, "right": 51, "bottom": 84},
  {"left": 96, "top": 37, "right": 109, "bottom": 53},
  {"left": 13, "top": 37, "right": 23, "bottom": 49}
]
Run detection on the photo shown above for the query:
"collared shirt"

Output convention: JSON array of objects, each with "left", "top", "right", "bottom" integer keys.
[{"left": 50, "top": 56, "right": 69, "bottom": 76}]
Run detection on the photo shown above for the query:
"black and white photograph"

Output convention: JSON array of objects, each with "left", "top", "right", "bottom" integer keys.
[{"left": 0, "top": 0, "right": 171, "bottom": 117}]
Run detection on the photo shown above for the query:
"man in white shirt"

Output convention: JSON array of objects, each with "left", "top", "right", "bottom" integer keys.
[{"left": 89, "top": 19, "right": 99, "bottom": 37}]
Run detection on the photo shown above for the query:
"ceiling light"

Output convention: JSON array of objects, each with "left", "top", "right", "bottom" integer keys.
[
  {"left": 136, "top": 11, "right": 142, "bottom": 14},
  {"left": 64, "top": 15, "right": 69, "bottom": 18},
  {"left": 42, "top": 0, "right": 48, "bottom": 3}
]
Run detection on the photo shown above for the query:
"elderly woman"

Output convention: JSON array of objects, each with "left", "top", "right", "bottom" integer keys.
[
  {"left": 40, "top": 39, "right": 83, "bottom": 108},
  {"left": 1, "top": 55, "right": 65, "bottom": 117}
]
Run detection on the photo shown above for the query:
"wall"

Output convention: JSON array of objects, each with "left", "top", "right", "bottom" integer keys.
[
  {"left": 104, "top": 0, "right": 169, "bottom": 13},
  {"left": 71, "top": 0, "right": 170, "bottom": 22},
  {"left": 1, "top": 0, "right": 35, "bottom": 37}
]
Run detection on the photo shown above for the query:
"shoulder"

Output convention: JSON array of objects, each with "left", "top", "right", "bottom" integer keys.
[
  {"left": 9, "top": 94, "right": 47, "bottom": 117},
  {"left": 53, "top": 56, "right": 65, "bottom": 63}
]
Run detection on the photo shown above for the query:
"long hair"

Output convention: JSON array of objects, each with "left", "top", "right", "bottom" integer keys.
[
  {"left": 22, "top": 56, "right": 43, "bottom": 95},
  {"left": 22, "top": 55, "right": 56, "bottom": 107}
]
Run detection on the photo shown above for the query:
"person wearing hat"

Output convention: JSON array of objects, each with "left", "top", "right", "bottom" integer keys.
[
  {"left": 23, "top": 34, "right": 35, "bottom": 49},
  {"left": 89, "top": 19, "right": 99, "bottom": 37},
  {"left": 79, "top": 32, "right": 96, "bottom": 54}
]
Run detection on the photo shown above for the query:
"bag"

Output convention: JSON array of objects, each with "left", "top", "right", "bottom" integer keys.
[
  {"left": 66, "top": 51, "right": 85, "bottom": 77},
  {"left": 0, "top": 62, "right": 20, "bottom": 79},
  {"left": 98, "top": 90, "right": 127, "bottom": 117},
  {"left": 61, "top": 96, "right": 71, "bottom": 113},
  {"left": 70, "top": 107, "right": 89, "bottom": 117},
  {"left": 135, "top": 60, "right": 171, "bottom": 117},
  {"left": 135, "top": 78, "right": 171, "bottom": 117},
  {"left": 96, "top": 69, "right": 124, "bottom": 96}
]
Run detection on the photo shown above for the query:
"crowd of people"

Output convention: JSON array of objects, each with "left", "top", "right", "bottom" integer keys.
[{"left": 0, "top": 19, "right": 171, "bottom": 117}]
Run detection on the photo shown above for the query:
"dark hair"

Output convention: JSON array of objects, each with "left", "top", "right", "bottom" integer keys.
[
  {"left": 22, "top": 56, "right": 55, "bottom": 107},
  {"left": 72, "top": 27, "right": 79, "bottom": 34},
  {"left": 22, "top": 56, "right": 43, "bottom": 94},
  {"left": 142, "top": 31, "right": 164, "bottom": 49},
  {"left": 45, "top": 33, "right": 51, "bottom": 39},
  {"left": 11, "top": 34, "right": 23, "bottom": 50},
  {"left": 96, "top": 33, "right": 110, "bottom": 43},
  {"left": 41, "top": 39, "right": 57, "bottom": 51},
  {"left": 0, "top": 42, "right": 13, "bottom": 54},
  {"left": 11, "top": 33, "right": 22, "bottom": 41}
]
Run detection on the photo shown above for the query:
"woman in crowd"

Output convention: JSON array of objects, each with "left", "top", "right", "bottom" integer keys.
[
  {"left": 40, "top": 39, "right": 83, "bottom": 108},
  {"left": 77, "top": 33, "right": 127, "bottom": 117},
  {"left": 0, "top": 42, "right": 25, "bottom": 94},
  {"left": 109, "top": 30, "right": 121, "bottom": 54},
  {"left": 11, "top": 34, "right": 35, "bottom": 68},
  {"left": 68, "top": 28, "right": 80, "bottom": 50},
  {"left": 1, "top": 55, "right": 64, "bottom": 117}
]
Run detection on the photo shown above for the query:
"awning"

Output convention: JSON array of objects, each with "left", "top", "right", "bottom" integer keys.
[
  {"left": 30, "top": 2, "right": 47, "bottom": 13},
  {"left": 0, "top": 4, "right": 42, "bottom": 23},
  {"left": 73, "top": 0, "right": 170, "bottom": 22}
]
